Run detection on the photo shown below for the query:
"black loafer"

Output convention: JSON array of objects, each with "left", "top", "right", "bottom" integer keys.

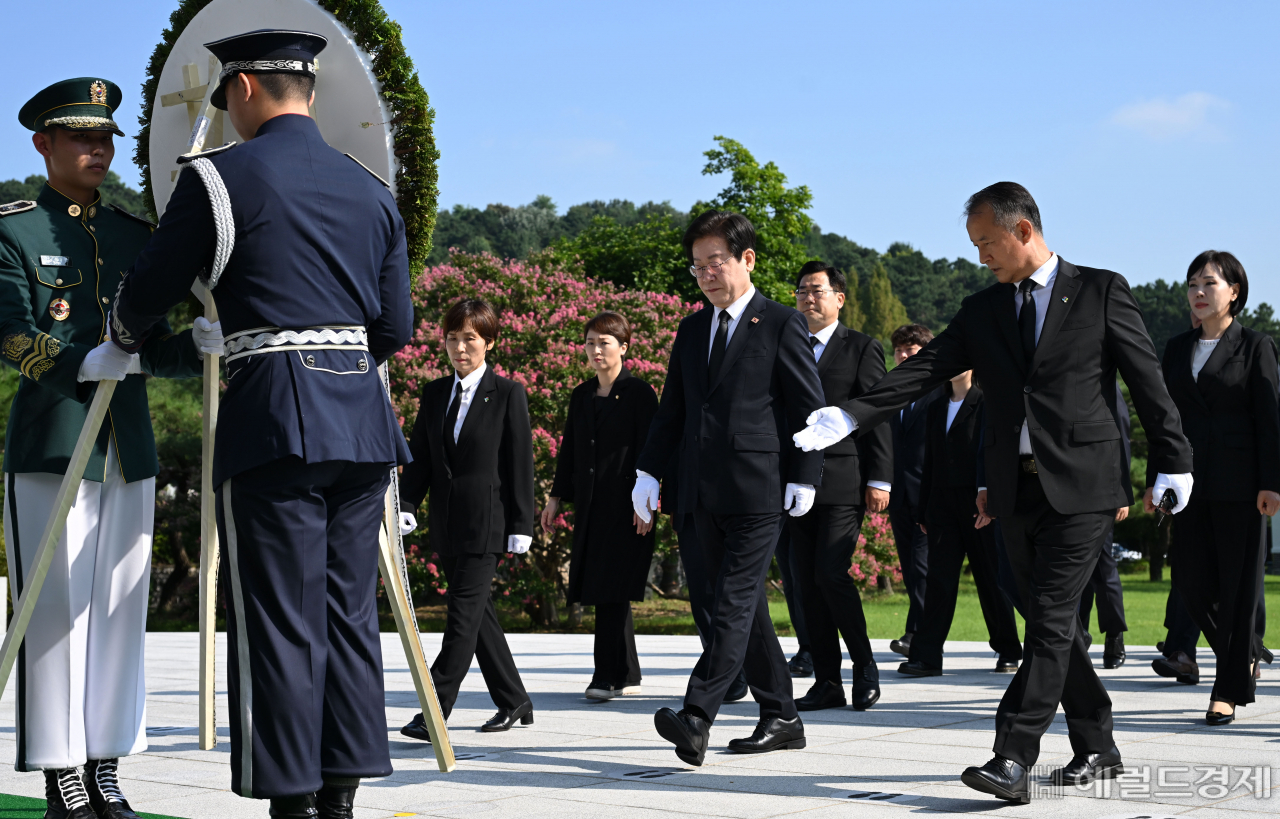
[
  {"left": 723, "top": 670, "right": 749, "bottom": 703},
  {"left": 889, "top": 633, "right": 912, "bottom": 656},
  {"left": 994, "top": 657, "right": 1019, "bottom": 673},
  {"left": 400, "top": 712, "right": 434, "bottom": 743},
  {"left": 850, "top": 663, "right": 880, "bottom": 711},
  {"left": 1103, "top": 633, "right": 1126, "bottom": 669},
  {"left": 269, "top": 794, "right": 319, "bottom": 818},
  {"left": 482, "top": 701, "right": 534, "bottom": 732},
  {"left": 788, "top": 649, "right": 814, "bottom": 678},
  {"left": 1049, "top": 745, "right": 1123, "bottom": 785},
  {"left": 796, "top": 679, "right": 846, "bottom": 711},
  {"left": 897, "top": 660, "right": 942, "bottom": 677},
  {"left": 727, "top": 715, "right": 806, "bottom": 753},
  {"left": 960, "top": 756, "right": 1029, "bottom": 804},
  {"left": 654, "top": 707, "right": 710, "bottom": 766}
]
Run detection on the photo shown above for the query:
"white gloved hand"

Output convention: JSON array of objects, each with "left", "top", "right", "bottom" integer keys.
[
  {"left": 784, "top": 483, "right": 816, "bottom": 517},
  {"left": 77, "top": 339, "right": 140, "bottom": 382},
  {"left": 507, "top": 534, "right": 531, "bottom": 554},
  {"left": 631, "top": 470, "right": 661, "bottom": 524},
  {"left": 398, "top": 512, "right": 417, "bottom": 536},
  {"left": 792, "top": 406, "right": 857, "bottom": 452},
  {"left": 191, "top": 316, "right": 224, "bottom": 358},
  {"left": 1153, "top": 472, "right": 1194, "bottom": 515}
]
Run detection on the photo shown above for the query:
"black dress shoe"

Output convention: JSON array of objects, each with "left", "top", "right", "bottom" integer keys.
[
  {"left": 84, "top": 759, "right": 140, "bottom": 819},
  {"left": 1152, "top": 650, "right": 1199, "bottom": 684},
  {"left": 727, "top": 715, "right": 806, "bottom": 753},
  {"left": 897, "top": 660, "right": 942, "bottom": 677},
  {"left": 1263, "top": 645, "right": 1274, "bottom": 665},
  {"left": 270, "top": 794, "right": 319, "bottom": 818},
  {"left": 788, "top": 648, "right": 814, "bottom": 678},
  {"left": 482, "top": 701, "right": 534, "bottom": 732},
  {"left": 960, "top": 756, "right": 1029, "bottom": 804},
  {"left": 1082, "top": 630, "right": 1093, "bottom": 649},
  {"left": 796, "top": 679, "right": 846, "bottom": 711},
  {"left": 1049, "top": 745, "right": 1123, "bottom": 785},
  {"left": 400, "top": 712, "right": 434, "bottom": 743},
  {"left": 993, "top": 656, "right": 1019, "bottom": 673},
  {"left": 316, "top": 782, "right": 357, "bottom": 819},
  {"left": 723, "top": 670, "right": 749, "bottom": 703},
  {"left": 850, "top": 663, "right": 880, "bottom": 711},
  {"left": 889, "top": 633, "right": 912, "bottom": 656},
  {"left": 1103, "top": 633, "right": 1126, "bottom": 669},
  {"left": 1206, "top": 703, "right": 1235, "bottom": 725},
  {"left": 44, "top": 769, "right": 99, "bottom": 819},
  {"left": 654, "top": 707, "right": 710, "bottom": 766}
]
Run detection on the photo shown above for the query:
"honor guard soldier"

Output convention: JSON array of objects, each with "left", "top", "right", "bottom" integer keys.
[
  {"left": 1, "top": 79, "right": 218, "bottom": 819},
  {"left": 110, "top": 31, "right": 413, "bottom": 819}
]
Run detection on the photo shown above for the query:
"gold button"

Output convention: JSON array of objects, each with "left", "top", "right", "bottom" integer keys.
[
  {"left": 97, "top": 258, "right": 104, "bottom": 265},
  {"left": 55, "top": 278, "right": 63, "bottom": 285},
  {"left": 102, "top": 297, "right": 109, "bottom": 304},
  {"left": 89, "top": 226, "right": 95, "bottom": 232},
  {"left": 68, "top": 204, "right": 81, "bottom": 218},
  {"left": 88, "top": 206, "right": 97, "bottom": 218}
]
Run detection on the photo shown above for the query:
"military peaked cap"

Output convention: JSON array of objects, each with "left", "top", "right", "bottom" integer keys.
[
  {"left": 205, "top": 29, "right": 328, "bottom": 110},
  {"left": 18, "top": 77, "right": 124, "bottom": 136}
]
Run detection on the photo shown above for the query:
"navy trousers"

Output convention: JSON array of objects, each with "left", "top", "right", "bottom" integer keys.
[{"left": 217, "top": 457, "right": 392, "bottom": 799}]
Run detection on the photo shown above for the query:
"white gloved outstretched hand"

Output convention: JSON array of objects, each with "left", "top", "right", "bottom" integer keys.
[
  {"left": 793, "top": 406, "right": 857, "bottom": 452},
  {"left": 784, "top": 483, "right": 816, "bottom": 517},
  {"left": 398, "top": 512, "right": 417, "bottom": 536},
  {"left": 631, "top": 470, "right": 661, "bottom": 524},
  {"left": 191, "top": 316, "right": 223, "bottom": 358},
  {"left": 77, "top": 339, "right": 141, "bottom": 382},
  {"left": 1153, "top": 472, "right": 1194, "bottom": 515},
  {"left": 507, "top": 534, "right": 531, "bottom": 554}
]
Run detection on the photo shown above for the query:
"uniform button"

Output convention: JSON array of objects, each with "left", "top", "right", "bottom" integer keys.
[
  {"left": 97, "top": 258, "right": 104, "bottom": 265},
  {"left": 590, "top": 439, "right": 595, "bottom": 446},
  {"left": 1023, "top": 385, "right": 1032, "bottom": 394},
  {"left": 89, "top": 226, "right": 95, "bottom": 232},
  {"left": 357, "top": 359, "right": 368, "bottom": 371},
  {"left": 55, "top": 278, "right": 63, "bottom": 285},
  {"left": 101, "top": 296, "right": 109, "bottom": 304},
  {"left": 588, "top": 468, "right": 595, "bottom": 474},
  {"left": 305, "top": 355, "right": 316, "bottom": 366}
]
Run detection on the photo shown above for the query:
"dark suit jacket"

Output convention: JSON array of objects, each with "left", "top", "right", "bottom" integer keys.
[
  {"left": 637, "top": 289, "right": 825, "bottom": 516},
  {"left": 400, "top": 366, "right": 536, "bottom": 556},
  {"left": 888, "top": 384, "right": 945, "bottom": 511},
  {"left": 811, "top": 323, "right": 893, "bottom": 506},
  {"left": 842, "top": 258, "right": 1192, "bottom": 517},
  {"left": 918, "top": 385, "right": 984, "bottom": 524},
  {"left": 551, "top": 367, "right": 659, "bottom": 603},
  {"left": 1151, "top": 321, "right": 1280, "bottom": 499}
]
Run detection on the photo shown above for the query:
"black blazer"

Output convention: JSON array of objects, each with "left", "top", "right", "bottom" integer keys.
[
  {"left": 887, "top": 385, "right": 945, "bottom": 511},
  {"left": 918, "top": 385, "right": 984, "bottom": 524},
  {"left": 1151, "top": 321, "right": 1280, "bottom": 500},
  {"left": 842, "top": 258, "right": 1193, "bottom": 517},
  {"left": 400, "top": 366, "right": 536, "bottom": 556},
  {"left": 812, "top": 323, "right": 893, "bottom": 506},
  {"left": 551, "top": 368, "right": 659, "bottom": 603},
  {"left": 637, "top": 289, "right": 826, "bottom": 516}
]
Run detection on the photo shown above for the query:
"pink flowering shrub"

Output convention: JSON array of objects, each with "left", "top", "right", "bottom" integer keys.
[{"left": 847, "top": 511, "right": 904, "bottom": 591}]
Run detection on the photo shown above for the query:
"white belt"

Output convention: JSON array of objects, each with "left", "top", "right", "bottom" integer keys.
[{"left": 223, "top": 325, "right": 369, "bottom": 363}]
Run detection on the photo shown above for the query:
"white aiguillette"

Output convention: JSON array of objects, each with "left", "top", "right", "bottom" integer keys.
[{"left": 39, "top": 255, "right": 70, "bottom": 267}]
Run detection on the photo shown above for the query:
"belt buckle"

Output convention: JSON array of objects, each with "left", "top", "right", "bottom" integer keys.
[{"left": 1020, "top": 457, "right": 1037, "bottom": 474}]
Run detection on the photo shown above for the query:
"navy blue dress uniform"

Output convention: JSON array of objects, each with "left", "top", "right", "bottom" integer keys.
[{"left": 109, "top": 31, "right": 412, "bottom": 809}]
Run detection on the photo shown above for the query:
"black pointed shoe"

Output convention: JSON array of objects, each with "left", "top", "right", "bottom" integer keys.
[
  {"left": 787, "top": 648, "right": 814, "bottom": 678},
  {"left": 1049, "top": 745, "right": 1123, "bottom": 786},
  {"left": 1103, "top": 633, "right": 1126, "bottom": 669},
  {"left": 316, "top": 782, "right": 357, "bottom": 819},
  {"left": 270, "top": 794, "right": 319, "bottom": 818},
  {"left": 654, "top": 707, "right": 710, "bottom": 766},
  {"left": 400, "top": 712, "right": 435, "bottom": 743},
  {"left": 796, "top": 679, "right": 846, "bottom": 711},
  {"left": 850, "top": 663, "right": 881, "bottom": 711},
  {"left": 84, "top": 759, "right": 140, "bottom": 819},
  {"left": 889, "top": 632, "right": 913, "bottom": 656},
  {"left": 897, "top": 660, "right": 942, "bottom": 677},
  {"left": 727, "top": 715, "right": 806, "bottom": 754},
  {"left": 44, "top": 768, "right": 98, "bottom": 819},
  {"left": 723, "top": 670, "right": 750, "bottom": 703},
  {"left": 994, "top": 656, "right": 1019, "bottom": 673},
  {"left": 960, "top": 756, "right": 1029, "bottom": 804},
  {"left": 481, "top": 701, "right": 534, "bottom": 732}
]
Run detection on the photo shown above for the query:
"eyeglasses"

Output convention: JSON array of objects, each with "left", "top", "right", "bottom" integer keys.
[
  {"left": 689, "top": 259, "right": 732, "bottom": 279},
  {"left": 793, "top": 288, "right": 834, "bottom": 300}
]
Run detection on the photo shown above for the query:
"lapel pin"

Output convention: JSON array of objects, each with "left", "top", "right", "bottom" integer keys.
[
  {"left": 750, "top": 316, "right": 760, "bottom": 324},
  {"left": 484, "top": 396, "right": 490, "bottom": 402},
  {"left": 1061, "top": 297, "right": 1069, "bottom": 303}
]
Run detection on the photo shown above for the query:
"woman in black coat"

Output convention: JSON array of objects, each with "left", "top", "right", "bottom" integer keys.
[
  {"left": 398, "top": 299, "right": 537, "bottom": 740},
  {"left": 543, "top": 311, "right": 658, "bottom": 700},
  {"left": 1146, "top": 251, "right": 1280, "bottom": 724}
]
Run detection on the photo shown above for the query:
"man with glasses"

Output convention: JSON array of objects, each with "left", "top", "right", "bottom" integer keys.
[
  {"left": 787, "top": 261, "right": 893, "bottom": 713},
  {"left": 633, "top": 211, "right": 825, "bottom": 765}
]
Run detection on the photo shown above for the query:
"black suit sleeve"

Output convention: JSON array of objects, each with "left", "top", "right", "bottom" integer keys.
[
  {"left": 637, "top": 329, "right": 687, "bottom": 477},
  {"left": 778, "top": 311, "right": 827, "bottom": 486},
  {"left": 368, "top": 210, "right": 412, "bottom": 365},
  {"left": 975, "top": 404, "right": 987, "bottom": 487},
  {"left": 858, "top": 338, "right": 894, "bottom": 485},
  {"left": 399, "top": 387, "right": 435, "bottom": 513},
  {"left": 1251, "top": 336, "right": 1280, "bottom": 493},
  {"left": 917, "top": 401, "right": 940, "bottom": 520},
  {"left": 550, "top": 391, "right": 577, "bottom": 502},
  {"left": 502, "top": 382, "right": 536, "bottom": 538},
  {"left": 635, "top": 381, "right": 660, "bottom": 459}
]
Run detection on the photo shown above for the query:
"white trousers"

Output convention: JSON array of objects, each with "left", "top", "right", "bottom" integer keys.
[{"left": 3, "top": 446, "right": 153, "bottom": 770}]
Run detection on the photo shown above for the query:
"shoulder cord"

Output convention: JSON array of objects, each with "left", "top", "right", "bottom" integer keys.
[{"left": 185, "top": 158, "right": 235, "bottom": 289}]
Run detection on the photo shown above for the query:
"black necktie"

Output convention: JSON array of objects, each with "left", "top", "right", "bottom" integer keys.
[
  {"left": 708, "top": 310, "right": 730, "bottom": 382},
  {"left": 1018, "top": 278, "right": 1038, "bottom": 362},
  {"left": 809, "top": 335, "right": 820, "bottom": 351},
  {"left": 443, "top": 381, "right": 463, "bottom": 456}
]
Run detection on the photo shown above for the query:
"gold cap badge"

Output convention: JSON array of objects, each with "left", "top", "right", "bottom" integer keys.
[
  {"left": 49, "top": 298, "right": 70, "bottom": 321},
  {"left": 89, "top": 81, "right": 108, "bottom": 105},
  {"left": 67, "top": 204, "right": 81, "bottom": 218}
]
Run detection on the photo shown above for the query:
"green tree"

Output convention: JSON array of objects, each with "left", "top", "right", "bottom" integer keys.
[
  {"left": 860, "top": 261, "right": 909, "bottom": 341},
  {"left": 841, "top": 266, "right": 867, "bottom": 332},
  {"left": 553, "top": 213, "right": 698, "bottom": 300}
]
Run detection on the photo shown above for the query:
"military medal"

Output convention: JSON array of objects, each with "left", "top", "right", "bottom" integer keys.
[
  {"left": 48, "top": 298, "right": 70, "bottom": 321},
  {"left": 67, "top": 204, "right": 81, "bottom": 218}
]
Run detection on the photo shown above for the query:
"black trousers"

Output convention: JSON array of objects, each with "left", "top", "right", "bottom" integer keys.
[
  {"left": 890, "top": 505, "right": 929, "bottom": 634},
  {"left": 1170, "top": 498, "right": 1264, "bottom": 705},
  {"left": 992, "top": 520, "right": 1024, "bottom": 616},
  {"left": 217, "top": 457, "right": 392, "bottom": 799},
  {"left": 909, "top": 489, "right": 1022, "bottom": 669},
  {"left": 433, "top": 553, "right": 529, "bottom": 718},
  {"left": 594, "top": 602, "right": 641, "bottom": 686},
  {"left": 1163, "top": 583, "right": 1202, "bottom": 658},
  {"left": 993, "top": 473, "right": 1114, "bottom": 767},
  {"left": 789, "top": 505, "right": 875, "bottom": 683},
  {"left": 1078, "top": 520, "right": 1127, "bottom": 636},
  {"left": 773, "top": 528, "right": 810, "bottom": 648},
  {"left": 685, "top": 508, "right": 796, "bottom": 723}
]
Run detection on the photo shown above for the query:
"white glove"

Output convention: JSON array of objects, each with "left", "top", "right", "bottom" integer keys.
[
  {"left": 1153, "top": 472, "right": 1194, "bottom": 515},
  {"left": 631, "top": 470, "right": 661, "bottom": 524},
  {"left": 398, "top": 512, "right": 417, "bottom": 536},
  {"left": 191, "top": 316, "right": 223, "bottom": 358},
  {"left": 792, "top": 407, "right": 857, "bottom": 452},
  {"left": 507, "top": 534, "right": 531, "bottom": 554},
  {"left": 77, "top": 339, "right": 141, "bottom": 382},
  {"left": 784, "top": 483, "right": 816, "bottom": 517}
]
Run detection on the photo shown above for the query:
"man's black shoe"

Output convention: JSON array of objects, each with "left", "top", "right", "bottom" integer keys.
[
  {"left": 316, "top": 782, "right": 358, "bottom": 819},
  {"left": 889, "top": 633, "right": 912, "bottom": 656},
  {"left": 723, "top": 670, "right": 750, "bottom": 703},
  {"left": 654, "top": 707, "right": 710, "bottom": 766},
  {"left": 1082, "top": 630, "right": 1093, "bottom": 649},
  {"left": 269, "top": 794, "right": 319, "bottom": 818},
  {"left": 726, "top": 715, "right": 806, "bottom": 753},
  {"left": 44, "top": 769, "right": 98, "bottom": 819},
  {"left": 994, "top": 656, "right": 1019, "bottom": 673},
  {"left": 84, "top": 759, "right": 140, "bottom": 819},
  {"left": 1049, "top": 745, "right": 1123, "bottom": 786},
  {"left": 960, "top": 756, "right": 1029, "bottom": 804},
  {"left": 897, "top": 660, "right": 942, "bottom": 677},
  {"left": 788, "top": 648, "right": 814, "bottom": 678},
  {"left": 482, "top": 701, "right": 534, "bottom": 732},
  {"left": 1263, "top": 645, "right": 1274, "bottom": 665},
  {"left": 1152, "top": 650, "right": 1199, "bottom": 684},
  {"left": 400, "top": 712, "right": 434, "bottom": 743},
  {"left": 850, "top": 663, "right": 880, "bottom": 711},
  {"left": 1103, "top": 633, "right": 1126, "bottom": 669},
  {"left": 796, "top": 679, "right": 846, "bottom": 711}
]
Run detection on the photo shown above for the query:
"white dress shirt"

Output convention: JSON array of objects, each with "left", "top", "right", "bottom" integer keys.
[
  {"left": 1013, "top": 253, "right": 1059, "bottom": 456},
  {"left": 709, "top": 285, "right": 756, "bottom": 360},
  {"left": 450, "top": 362, "right": 487, "bottom": 444},
  {"left": 945, "top": 397, "right": 964, "bottom": 433},
  {"left": 809, "top": 320, "right": 891, "bottom": 495},
  {"left": 1191, "top": 338, "right": 1220, "bottom": 381}
]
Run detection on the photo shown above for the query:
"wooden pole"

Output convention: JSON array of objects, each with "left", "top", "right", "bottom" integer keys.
[{"left": 196, "top": 285, "right": 220, "bottom": 750}]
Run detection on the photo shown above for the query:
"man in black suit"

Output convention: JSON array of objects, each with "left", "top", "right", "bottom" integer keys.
[
  {"left": 795, "top": 182, "right": 1194, "bottom": 803},
  {"left": 788, "top": 261, "right": 893, "bottom": 712},
  {"left": 634, "top": 211, "right": 825, "bottom": 766}
]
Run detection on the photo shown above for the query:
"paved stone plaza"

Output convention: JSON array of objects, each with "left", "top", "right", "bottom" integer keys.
[{"left": 0, "top": 633, "right": 1275, "bottom": 817}]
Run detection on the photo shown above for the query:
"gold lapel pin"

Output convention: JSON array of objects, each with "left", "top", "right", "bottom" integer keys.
[{"left": 750, "top": 316, "right": 760, "bottom": 324}]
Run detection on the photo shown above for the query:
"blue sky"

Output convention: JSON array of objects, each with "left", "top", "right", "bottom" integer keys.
[{"left": 4, "top": 1, "right": 1277, "bottom": 307}]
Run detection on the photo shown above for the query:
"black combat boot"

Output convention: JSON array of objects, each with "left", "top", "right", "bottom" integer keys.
[
  {"left": 269, "top": 793, "right": 319, "bottom": 818},
  {"left": 84, "top": 758, "right": 140, "bottom": 819},
  {"left": 43, "top": 768, "right": 97, "bottom": 819},
  {"left": 316, "top": 780, "right": 358, "bottom": 819}
]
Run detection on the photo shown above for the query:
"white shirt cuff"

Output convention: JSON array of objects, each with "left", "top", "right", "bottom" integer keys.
[{"left": 866, "top": 481, "right": 891, "bottom": 492}]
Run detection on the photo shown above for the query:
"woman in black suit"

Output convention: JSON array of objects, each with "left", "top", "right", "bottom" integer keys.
[
  {"left": 1146, "top": 251, "right": 1280, "bottom": 724},
  {"left": 543, "top": 311, "right": 659, "bottom": 699},
  {"left": 398, "top": 299, "right": 536, "bottom": 740}
]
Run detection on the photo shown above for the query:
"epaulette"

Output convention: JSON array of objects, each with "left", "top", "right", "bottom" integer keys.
[
  {"left": 344, "top": 153, "right": 390, "bottom": 188},
  {"left": 176, "top": 141, "right": 237, "bottom": 165},
  {"left": 108, "top": 204, "right": 157, "bottom": 229},
  {"left": 0, "top": 200, "right": 37, "bottom": 218}
]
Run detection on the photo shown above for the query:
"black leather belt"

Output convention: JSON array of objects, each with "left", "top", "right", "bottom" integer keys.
[{"left": 1020, "top": 456, "right": 1038, "bottom": 474}]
